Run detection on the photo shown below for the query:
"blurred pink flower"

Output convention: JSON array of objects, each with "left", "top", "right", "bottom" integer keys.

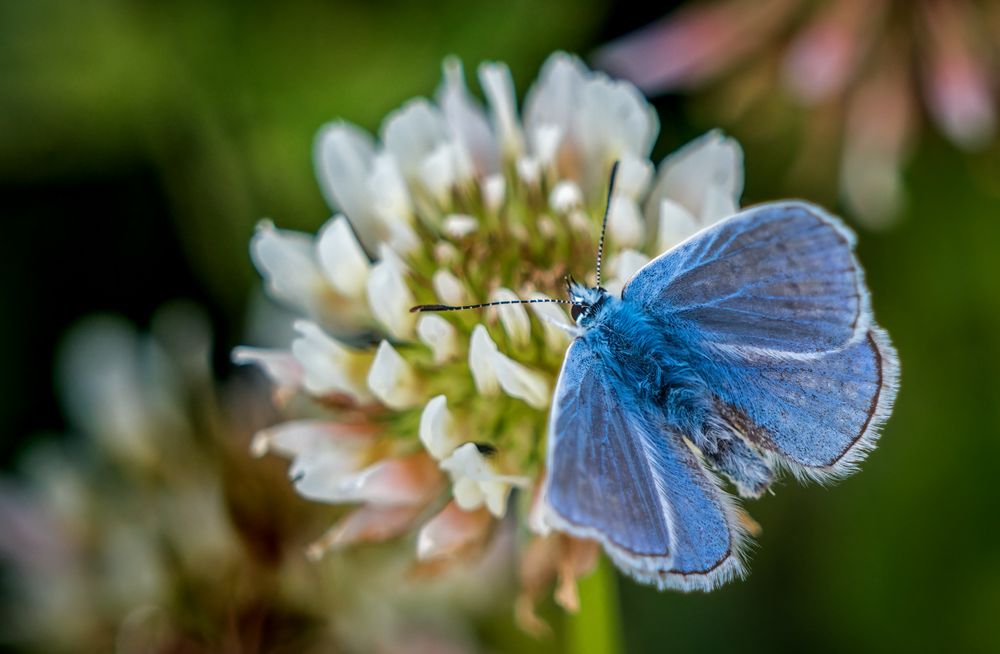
[{"left": 597, "top": 0, "right": 999, "bottom": 225}]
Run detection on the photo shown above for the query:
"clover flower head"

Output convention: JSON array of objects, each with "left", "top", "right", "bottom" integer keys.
[{"left": 237, "top": 51, "right": 745, "bottom": 624}]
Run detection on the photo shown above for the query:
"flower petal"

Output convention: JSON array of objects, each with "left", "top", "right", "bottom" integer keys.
[
  {"left": 231, "top": 346, "right": 303, "bottom": 404},
  {"left": 516, "top": 156, "right": 541, "bottom": 187},
  {"left": 368, "top": 151, "right": 420, "bottom": 254},
  {"left": 656, "top": 198, "right": 701, "bottom": 254},
  {"left": 440, "top": 443, "right": 529, "bottom": 518},
  {"left": 335, "top": 454, "right": 442, "bottom": 506},
  {"left": 468, "top": 325, "right": 501, "bottom": 397},
  {"left": 452, "top": 476, "right": 486, "bottom": 512},
  {"left": 250, "top": 221, "right": 326, "bottom": 315},
  {"left": 416, "top": 501, "right": 492, "bottom": 561},
  {"left": 526, "top": 292, "right": 572, "bottom": 349},
  {"left": 419, "top": 142, "right": 459, "bottom": 206},
  {"left": 490, "top": 288, "right": 531, "bottom": 347},
  {"left": 548, "top": 180, "right": 584, "bottom": 213},
  {"left": 250, "top": 419, "right": 374, "bottom": 462},
  {"left": 441, "top": 214, "right": 479, "bottom": 238},
  {"left": 478, "top": 61, "right": 524, "bottom": 158},
  {"left": 554, "top": 537, "right": 600, "bottom": 613},
  {"left": 841, "top": 46, "right": 913, "bottom": 225},
  {"left": 416, "top": 314, "right": 458, "bottom": 365},
  {"left": 699, "top": 181, "right": 739, "bottom": 224},
  {"left": 436, "top": 57, "right": 500, "bottom": 176},
  {"left": 645, "top": 130, "right": 744, "bottom": 230},
  {"left": 291, "top": 321, "right": 374, "bottom": 402},
  {"left": 314, "top": 123, "right": 381, "bottom": 251},
  {"left": 606, "top": 196, "right": 645, "bottom": 248},
  {"left": 515, "top": 536, "right": 559, "bottom": 636},
  {"left": 366, "top": 245, "right": 417, "bottom": 340},
  {"left": 367, "top": 340, "right": 421, "bottom": 410},
  {"left": 615, "top": 153, "right": 654, "bottom": 200},
  {"left": 606, "top": 249, "right": 651, "bottom": 296},
  {"left": 532, "top": 124, "right": 564, "bottom": 169},
  {"left": 610, "top": 249, "right": 650, "bottom": 283},
  {"left": 523, "top": 52, "right": 658, "bottom": 196},
  {"left": 382, "top": 99, "right": 450, "bottom": 188},
  {"left": 782, "top": 0, "right": 872, "bottom": 104},
  {"left": 314, "top": 123, "right": 418, "bottom": 254},
  {"left": 468, "top": 325, "right": 549, "bottom": 408},
  {"left": 920, "top": 0, "right": 995, "bottom": 149},
  {"left": 306, "top": 504, "right": 424, "bottom": 559},
  {"left": 491, "top": 353, "right": 550, "bottom": 409},
  {"left": 419, "top": 395, "right": 461, "bottom": 460},
  {"left": 480, "top": 174, "right": 506, "bottom": 213},
  {"left": 432, "top": 269, "right": 467, "bottom": 306},
  {"left": 316, "top": 215, "right": 371, "bottom": 300},
  {"left": 594, "top": 0, "right": 795, "bottom": 92}
]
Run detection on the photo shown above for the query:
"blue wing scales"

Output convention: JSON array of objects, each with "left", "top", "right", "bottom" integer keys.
[
  {"left": 624, "top": 201, "right": 869, "bottom": 355},
  {"left": 623, "top": 201, "right": 898, "bottom": 478},
  {"left": 709, "top": 327, "right": 898, "bottom": 477},
  {"left": 543, "top": 337, "right": 746, "bottom": 590}
]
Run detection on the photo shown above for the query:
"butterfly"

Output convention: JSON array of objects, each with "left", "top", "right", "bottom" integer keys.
[{"left": 414, "top": 163, "right": 899, "bottom": 591}]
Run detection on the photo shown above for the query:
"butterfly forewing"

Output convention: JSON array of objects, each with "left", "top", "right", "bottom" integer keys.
[
  {"left": 624, "top": 202, "right": 868, "bottom": 355},
  {"left": 544, "top": 338, "right": 745, "bottom": 590}
]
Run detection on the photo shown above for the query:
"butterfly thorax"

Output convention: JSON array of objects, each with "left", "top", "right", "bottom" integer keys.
[
  {"left": 572, "top": 287, "right": 776, "bottom": 498},
  {"left": 576, "top": 293, "right": 691, "bottom": 401}
]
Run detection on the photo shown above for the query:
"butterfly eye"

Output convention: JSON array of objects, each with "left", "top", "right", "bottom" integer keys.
[{"left": 571, "top": 304, "right": 585, "bottom": 321}]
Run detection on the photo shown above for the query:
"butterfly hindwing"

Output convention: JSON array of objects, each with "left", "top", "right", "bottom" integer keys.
[
  {"left": 544, "top": 337, "right": 745, "bottom": 590},
  {"left": 707, "top": 327, "right": 898, "bottom": 477},
  {"left": 623, "top": 201, "right": 898, "bottom": 478},
  {"left": 624, "top": 201, "right": 868, "bottom": 355}
]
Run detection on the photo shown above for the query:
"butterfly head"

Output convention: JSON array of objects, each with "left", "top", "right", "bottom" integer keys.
[{"left": 566, "top": 276, "right": 609, "bottom": 326}]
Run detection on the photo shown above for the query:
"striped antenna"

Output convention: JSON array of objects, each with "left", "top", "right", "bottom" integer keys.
[
  {"left": 594, "top": 161, "right": 620, "bottom": 288},
  {"left": 411, "top": 298, "right": 575, "bottom": 313}
]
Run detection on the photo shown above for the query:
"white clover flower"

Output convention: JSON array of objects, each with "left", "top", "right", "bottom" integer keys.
[
  {"left": 645, "top": 129, "right": 744, "bottom": 252},
  {"left": 366, "top": 245, "right": 417, "bottom": 340},
  {"left": 438, "top": 443, "right": 531, "bottom": 518},
  {"left": 527, "top": 292, "right": 574, "bottom": 349},
  {"left": 291, "top": 320, "right": 373, "bottom": 403},
  {"left": 418, "top": 395, "right": 528, "bottom": 519},
  {"left": 315, "top": 123, "right": 418, "bottom": 254},
  {"left": 250, "top": 219, "right": 375, "bottom": 337},
  {"left": 418, "top": 395, "right": 461, "bottom": 460},
  {"left": 231, "top": 346, "right": 303, "bottom": 405},
  {"left": 468, "top": 325, "right": 549, "bottom": 409},
  {"left": 367, "top": 341, "right": 421, "bottom": 410},
  {"left": 316, "top": 216, "right": 371, "bottom": 300},
  {"left": 416, "top": 501, "right": 492, "bottom": 561},
  {"left": 489, "top": 288, "right": 532, "bottom": 347},
  {"left": 604, "top": 249, "right": 652, "bottom": 297},
  {"left": 237, "top": 51, "right": 747, "bottom": 622},
  {"left": 431, "top": 269, "right": 467, "bottom": 306},
  {"left": 416, "top": 314, "right": 459, "bottom": 364}
]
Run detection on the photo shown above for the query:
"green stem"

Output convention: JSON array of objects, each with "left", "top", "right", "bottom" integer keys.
[{"left": 567, "top": 557, "right": 624, "bottom": 654}]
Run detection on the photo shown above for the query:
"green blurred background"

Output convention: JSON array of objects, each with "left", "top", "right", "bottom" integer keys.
[{"left": 2, "top": 0, "right": 999, "bottom": 652}]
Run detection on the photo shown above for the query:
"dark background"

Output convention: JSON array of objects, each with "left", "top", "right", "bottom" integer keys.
[{"left": 3, "top": 1, "right": 999, "bottom": 652}]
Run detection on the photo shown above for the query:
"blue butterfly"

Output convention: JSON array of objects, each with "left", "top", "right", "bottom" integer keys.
[
  {"left": 543, "top": 195, "right": 898, "bottom": 592},
  {"left": 414, "top": 166, "right": 899, "bottom": 592}
]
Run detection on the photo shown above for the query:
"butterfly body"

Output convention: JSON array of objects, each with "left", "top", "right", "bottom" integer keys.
[{"left": 544, "top": 201, "right": 898, "bottom": 591}]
